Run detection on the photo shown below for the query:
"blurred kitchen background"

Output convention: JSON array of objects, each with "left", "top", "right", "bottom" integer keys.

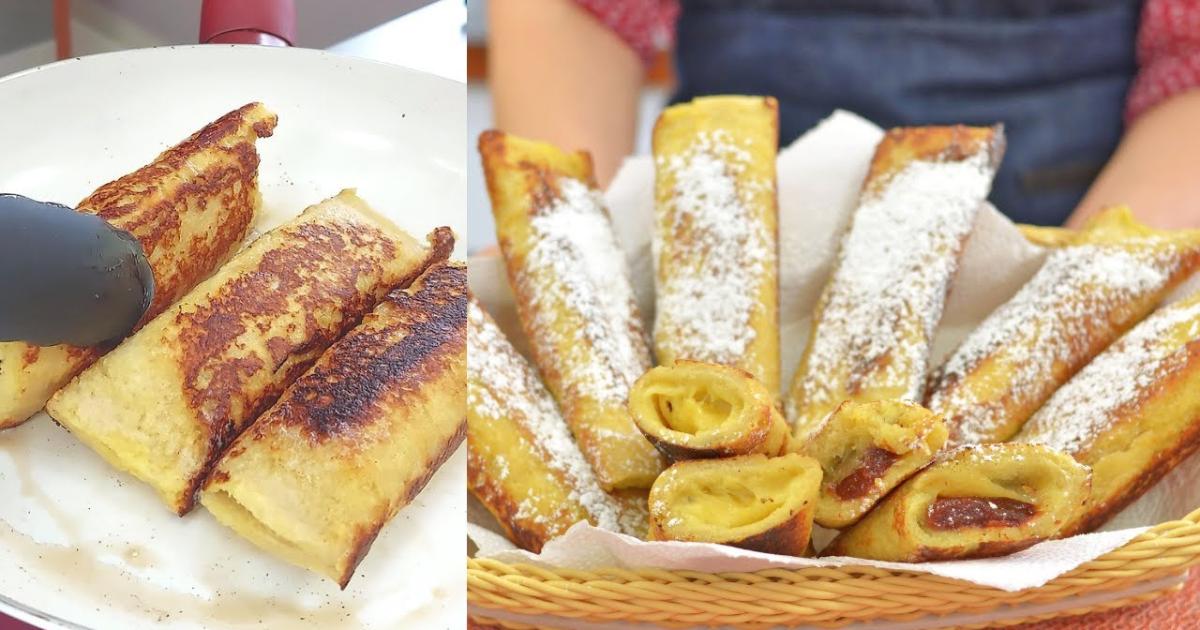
[
  {"left": 466, "top": 0, "right": 668, "bottom": 253},
  {"left": 0, "top": 0, "right": 464, "bottom": 83}
]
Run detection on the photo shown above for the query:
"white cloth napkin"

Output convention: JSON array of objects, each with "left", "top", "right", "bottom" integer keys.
[{"left": 467, "top": 110, "right": 1200, "bottom": 593}]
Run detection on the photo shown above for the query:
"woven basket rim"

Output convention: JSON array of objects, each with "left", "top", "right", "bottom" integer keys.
[
  {"left": 466, "top": 506, "right": 1200, "bottom": 627},
  {"left": 470, "top": 505, "right": 1200, "bottom": 580}
]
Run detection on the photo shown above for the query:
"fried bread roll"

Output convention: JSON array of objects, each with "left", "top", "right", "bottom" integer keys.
[
  {"left": 0, "top": 103, "right": 276, "bottom": 429},
  {"left": 47, "top": 191, "right": 448, "bottom": 515},
  {"left": 648, "top": 453, "right": 822, "bottom": 555},
  {"left": 467, "top": 299, "right": 636, "bottom": 551},
  {"left": 201, "top": 261, "right": 465, "bottom": 587},
  {"left": 1017, "top": 290, "right": 1200, "bottom": 535},
  {"left": 786, "top": 126, "right": 1004, "bottom": 438},
  {"left": 803, "top": 400, "right": 947, "bottom": 529},
  {"left": 652, "top": 96, "right": 780, "bottom": 393},
  {"left": 824, "top": 444, "right": 1090, "bottom": 562},
  {"left": 480, "top": 130, "right": 663, "bottom": 490},
  {"left": 628, "top": 360, "right": 789, "bottom": 460},
  {"left": 928, "top": 207, "right": 1200, "bottom": 446}
]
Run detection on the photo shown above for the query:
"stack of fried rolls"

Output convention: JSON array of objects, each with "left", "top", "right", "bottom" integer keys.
[
  {"left": 48, "top": 190, "right": 447, "bottom": 516},
  {"left": 470, "top": 94, "right": 1200, "bottom": 566}
]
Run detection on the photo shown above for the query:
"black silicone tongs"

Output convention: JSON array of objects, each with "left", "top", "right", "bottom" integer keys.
[{"left": 0, "top": 193, "right": 153, "bottom": 346}]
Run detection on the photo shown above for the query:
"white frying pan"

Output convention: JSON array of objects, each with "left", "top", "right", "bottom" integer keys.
[{"left": 0, "top": 45, "right": 465, "bottom": 630}]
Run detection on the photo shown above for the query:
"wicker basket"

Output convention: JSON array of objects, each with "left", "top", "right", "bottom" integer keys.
[{"left": 467, "top": 505, "right": 1200, "bottom": 628}]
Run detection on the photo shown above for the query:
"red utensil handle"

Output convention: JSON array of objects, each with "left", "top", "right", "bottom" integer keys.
[{"left": 199, "top": 0, "right": 296, "bottom": 46}]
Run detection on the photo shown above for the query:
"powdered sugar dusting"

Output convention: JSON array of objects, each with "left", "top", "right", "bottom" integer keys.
[
  {"left": 1018, "top": 292, "right": 1200, "bottom": 453},
  {"left": 930, "top": 243, "right": 1182, "bottom": 445},
  {"left": 787, "top": 149, "right": 993, "bottom": 423},
  {"left": 941, "top": 442, "right": 1024, "bottom": 465},
  {"left": 616, "top": 495, "right": 649, "bottom": 537},
  {"left": 468, "top": 301, "right": 623, "bottom": 532},
  {"left": 519, "top": 177, "right": 652, "bottom": 406},
  {"left": 654, "top": 129, "right": 774, "bottom": 367}
]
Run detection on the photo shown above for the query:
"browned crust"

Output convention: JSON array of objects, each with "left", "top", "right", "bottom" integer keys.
[
  {"left": 727, "top": 507, "right": 813, "bottom": 556},
  {"left": 176, "top": 222, "right": 395, "bottom": 458},
  {"left": 420, "top": 226, "right": 457, "bottom": 272},
  {"left": 862, "top": 124, "right": 1005, "bottom": 198},
  {"left": 202, "top": 256, "right": 465, "bottom": 585},
  {"left": 477, "top": 130, "right": 598, "bottom": 193},
  {"left": 2, "top": 104, "right": 278, "bottom": 427},
  {"left": 339, "top": 417, "right": 466, "bottom": 588},
  {"left": 477, "top": 130, "right": 503, "bottom": 160},
  {"left": 268, "top": 261, "right": 466, "bottom": 443},
  {"left": 175, "top": 224, "right": 442, "bottom": 516},
  {"left": 81, "top": 103, "right": 276, "bottom": 219},
  {"left": 79, "top": 102, "right": 277, "bottom": 324}
]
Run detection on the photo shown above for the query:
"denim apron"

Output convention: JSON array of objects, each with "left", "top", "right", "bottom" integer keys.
[{"left": 673, "top": 0, "right": 1141, "bottom": 225}]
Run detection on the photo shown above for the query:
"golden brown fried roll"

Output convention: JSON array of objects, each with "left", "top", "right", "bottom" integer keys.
[
  {"left": 47, "top": 190, "right": 449, "bottom": 515},
  {"left": 824, "top": 444, "right": 1090, "bottom": 562},
  {"left": 480, "top": 130, "right": 663, "bottom": 490},
  {"left": 467, "top": 299, "right": 634, "bottom": 552},
  {"left": 803, "top": 400, "right": 947, "bottom": 529},
  {"left": 201, "top": 261, "right": 465, "bottom": 588},
  {"left": 786, "top": 126, "right": 1004, "bottom": 438},
  {"left": 928, "top": 207, "right": 1200, "bottom": 446},
  {"left": 628, "top": 360, "right": 789, "bottom": 460},
  {"left": 648, "top": 453, "right": 822, "bottom": 556},
  {"left": 1017, "top": 289, "right": 1200, "bottom": 535},
  {"left": 0, "top": 103, "right": 276, "bottom": 429},
  {"left": 652, "top": 96, "right": 780, "bottom": 393}
]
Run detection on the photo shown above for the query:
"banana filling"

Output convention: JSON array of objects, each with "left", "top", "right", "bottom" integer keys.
[
  {"left": 675, "top": 468, "right": 799, "bottom": 529},
  {"left": 650, "top": 383, "right": 739, "bottom": 435},
  {"left": 630, "top": 361, "right": 788, "bottom": 460}
]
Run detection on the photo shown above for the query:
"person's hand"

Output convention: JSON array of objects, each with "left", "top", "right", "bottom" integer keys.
[
  {"left": 489, "top": 0, "right": 643, "bottom": 188},
  {"left": 1067, "top": 90, "right": 1200, "bottom": 230}
]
